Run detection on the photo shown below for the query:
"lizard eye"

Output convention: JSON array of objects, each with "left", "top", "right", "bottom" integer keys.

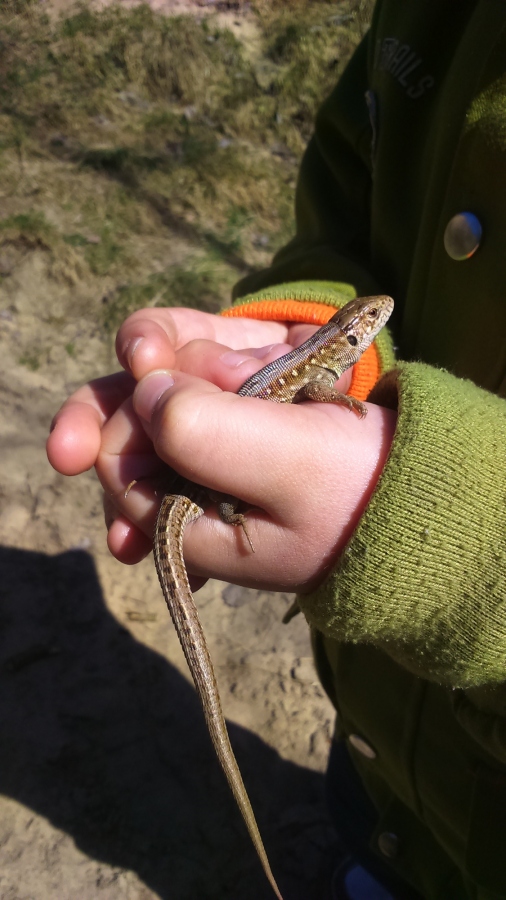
[
  {"left": 347, "top": 334, "right": 358, "bottom": 346},
  {"left": 368, "top": 308, "right": 378, "bottom": 317}
]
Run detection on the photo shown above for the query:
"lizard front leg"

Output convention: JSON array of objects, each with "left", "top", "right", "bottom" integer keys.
[{"left": 297, "top": 367, "right": 368, "bottom": 417}]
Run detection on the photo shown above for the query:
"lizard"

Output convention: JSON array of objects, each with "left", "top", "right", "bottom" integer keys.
[{"left": 152, "top": 294, "right": 394, "bottom": 900}]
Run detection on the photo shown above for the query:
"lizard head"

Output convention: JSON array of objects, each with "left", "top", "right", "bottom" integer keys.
[{"left": 329, "top": 294, "right": 394, "bottom": 354}]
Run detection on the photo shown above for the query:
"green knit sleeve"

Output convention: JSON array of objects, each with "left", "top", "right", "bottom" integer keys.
[{"left": 297, "top": 362, "right": 506, "bottom": 690}]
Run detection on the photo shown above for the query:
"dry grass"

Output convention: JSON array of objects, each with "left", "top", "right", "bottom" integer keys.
[{"left": 0, "top": 0, "right": 372, "bottom": 333}]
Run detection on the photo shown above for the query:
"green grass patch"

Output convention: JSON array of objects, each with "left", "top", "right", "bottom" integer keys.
[
  {"left": 0, "top": 211, "right": 56, "bottom": 247},
  {"left": 18, "top": 352, "right": 41, "bottom": 371},
  {"left": 63, "top": 233, "right": 90, "bottom": 247},
  {"left": 84, "top": 227, "right": 123, "bottom": 276}
]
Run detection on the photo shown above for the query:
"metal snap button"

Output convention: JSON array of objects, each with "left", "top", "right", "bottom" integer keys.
[
  {"left": 444, "top": 211, "right": 482, "bottom": 260},
  {"left": 348, "top": 733, "right": 377, "bottom": 759},
  {"left": 377, "top": 831, "right": 400, "bottom": 859}
]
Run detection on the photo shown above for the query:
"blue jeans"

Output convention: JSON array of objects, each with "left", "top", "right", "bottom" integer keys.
[{"left": 325, "top": 740, "right": 423, "bottom": 900}]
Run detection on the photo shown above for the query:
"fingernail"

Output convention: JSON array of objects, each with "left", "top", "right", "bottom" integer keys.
[
  {"left": 134, "top": 370, "right": 174, "bottom": 422},
  {"left": 220, "top": 345, "right": 277, "bottom": 367}
]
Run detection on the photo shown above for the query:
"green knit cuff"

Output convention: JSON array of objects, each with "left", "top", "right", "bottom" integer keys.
[
  {"left": 231, "top": 279, "right": 357, "bottom": 309},
  {"left": 298, "top": 362, "right": 506, "bottom": 689}
]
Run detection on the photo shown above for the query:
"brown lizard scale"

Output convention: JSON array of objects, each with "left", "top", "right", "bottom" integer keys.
[{"left": 153, "top": 295, "right": 394, "bottom": 900}]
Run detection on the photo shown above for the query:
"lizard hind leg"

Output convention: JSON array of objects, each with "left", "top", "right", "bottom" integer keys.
[{"left": 213, "top": 493, "right": 256, "bottom": 553}]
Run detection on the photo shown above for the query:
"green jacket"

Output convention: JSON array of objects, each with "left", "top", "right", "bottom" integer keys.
[{"left": 232, "top": 2, "right": 506, "bottom": 898}]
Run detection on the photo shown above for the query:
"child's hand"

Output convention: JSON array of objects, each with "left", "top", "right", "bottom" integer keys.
[
  {"left": 121, "top": 365, "right": 395, "bottom": 593},
  {"left": 47, "top": 308, "right": 330, "bottom": 571},
  {"left": 47, "top": 307, "right": 396, "bottom": 593}
]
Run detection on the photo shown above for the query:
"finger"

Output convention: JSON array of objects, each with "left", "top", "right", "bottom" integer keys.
[
  {"left": 97, "top": 394, "right": 165, "bottom": 509},
  {"left": 99, "top": 402, "right": 211, "bottom": 590},
  {"left": 104, "top": 492, "right": 152, "bottom": 563},
  {"left": 106, "top": 515, "right": 154, "bottom": 564},
  {"left": 104, "top": 481, "right": 153, "bottom": 563},
  {"left": 96, "top": 393, "right": 183, "bottom": 564},
  {"left": 47, "top": 372, "right": 136, "bottom": 475},
  {"left": 115, "top": 307, "right": 289, "bottom": 380},
  {"left": 175, "top": 338, "right": 297, "bottom": 392}
]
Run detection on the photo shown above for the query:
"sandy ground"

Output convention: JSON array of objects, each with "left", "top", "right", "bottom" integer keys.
[
  {"left": 0, "top": 259, "right": 338, "bottom": 900},
  {"left": 0, "top": 4, "right": 341, "bottom": 898}
]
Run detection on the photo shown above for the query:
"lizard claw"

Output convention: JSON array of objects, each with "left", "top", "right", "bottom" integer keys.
[
  {"left": 124, "top": 479, "right": 137, "bottom": 499},
  {"left": 240, "top": 520, "right": 256, "bottom": 553}
]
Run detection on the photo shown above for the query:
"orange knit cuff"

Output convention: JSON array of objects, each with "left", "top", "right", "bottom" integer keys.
[{"left": 221, "top": 298, "right": 381, "bottom": 402}]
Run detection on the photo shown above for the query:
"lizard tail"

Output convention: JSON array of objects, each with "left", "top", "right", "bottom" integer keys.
[{"left": 154, "top": 494, "right": 284, "bottom": 900}]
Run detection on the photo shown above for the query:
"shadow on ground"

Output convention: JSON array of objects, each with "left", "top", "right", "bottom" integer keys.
[{"left": 0, "top": 546, "right": 335, "bottom": 899}]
